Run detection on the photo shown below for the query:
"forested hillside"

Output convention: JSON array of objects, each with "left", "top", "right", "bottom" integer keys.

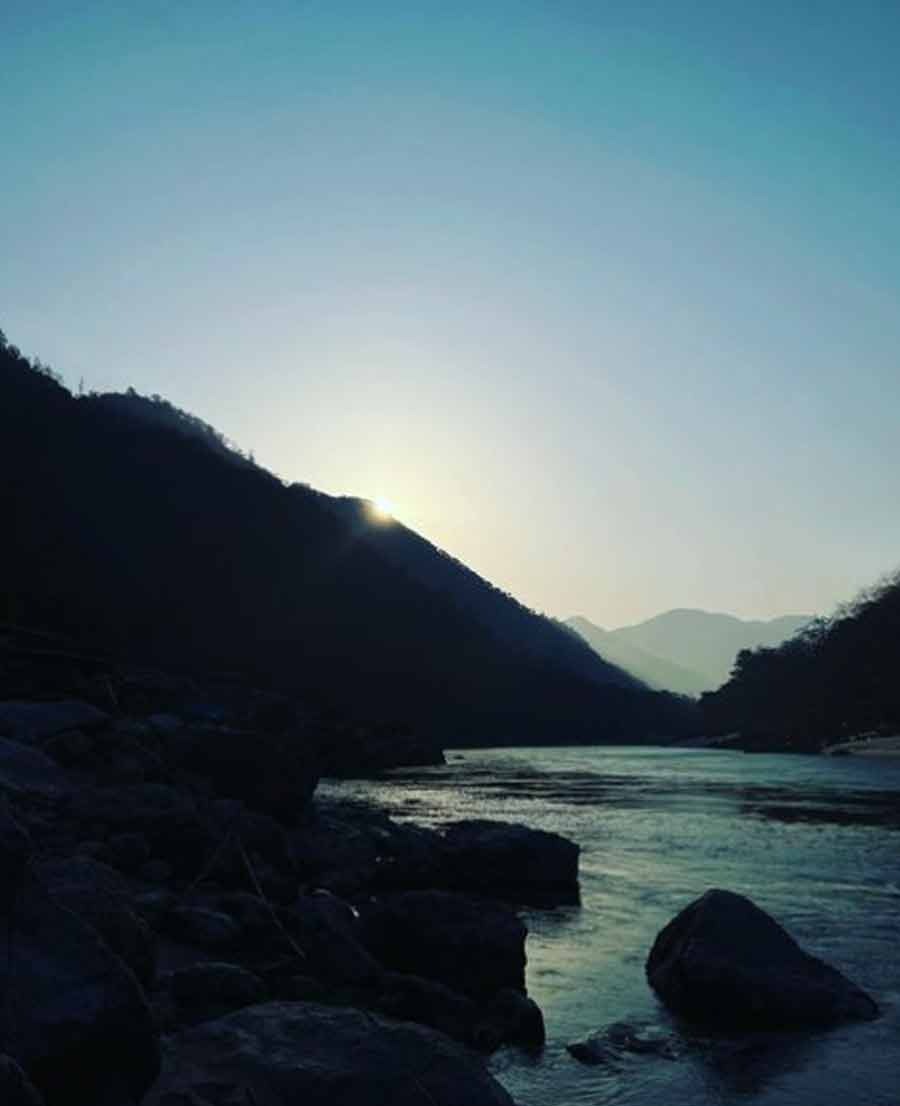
[
  {"left": 701, "top": 575, "right": 900, "bottom": 749},
  {"left": 0, "top": 330, "right": 695, "bottom": 743}
]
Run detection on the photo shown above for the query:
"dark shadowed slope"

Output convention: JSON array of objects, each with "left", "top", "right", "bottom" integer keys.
[
  {"left": 702, "top": 573, "right": 900, "bottom": 749},
  {"left": 591, "top": 609, "right": 811, "bottom": 692},
  {"left": 0, "top": 331, "right": 696, "bottom": 744},
  {"left": 566, "top": 616, "right": 710, "bottom": 697},
  {"left": 332, "top": 499, "right": 635, "bottom": 691}
]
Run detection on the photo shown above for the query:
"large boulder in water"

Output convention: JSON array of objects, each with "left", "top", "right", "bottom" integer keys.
[
  {"left": 359, "top": 890, "right": 527, "bottom": 1000},
  {"left": 142, "top": 1000, "right": 516, "bottom": 1106},
  {"left": 646, "top": 889, "right": 879, "bottom": 1029},
  {"left": 443, "top": 819, "right": 580, "bottom": 903}
]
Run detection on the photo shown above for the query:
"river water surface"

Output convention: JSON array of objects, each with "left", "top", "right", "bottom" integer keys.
[{"left": 320, "top": 746, "right": 900, "bottom": 1106}]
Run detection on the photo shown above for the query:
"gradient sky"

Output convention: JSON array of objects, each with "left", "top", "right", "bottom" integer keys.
[{"left": 4, "top": 1, "right": 899, "bottom": 627}]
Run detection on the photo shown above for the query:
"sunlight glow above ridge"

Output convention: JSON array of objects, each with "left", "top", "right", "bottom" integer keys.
[{"left": 369, "top": 496, "right": 396, "bottom": 522}]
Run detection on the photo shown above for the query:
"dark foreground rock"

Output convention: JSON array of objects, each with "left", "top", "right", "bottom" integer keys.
[
  {"left": 0, "top": 700, "right": 110, "bottom": 743},
  {"left": 0, "top": 738, "right": 70, "bottom": 796},
  {"left": 443, "top": 819, "right": 580, "bottom": 903},
  {"left": 34, "top": 856, "right": 158, "bottom": 987},
  {"left": 0, "top": 877, "right": 159, "bottom": 1106},
  {"left": 475, "top": 988, "right": 545, "bottom": 1051},
  {"left": 360, "top": 890, "right": 527, "bottom": 1000},
  {"left": 646, "top": 888, "right": 879, "bottom": 1029},
  {"left": 172, "top": 726, "right": 320, "bottom": 824},
  {"left": 143, "top": 1001, "right": 516, "bottom": 1106},
  {"left": 168, "top": 962, "right": 268, "bottom": 1026},
  {"left": 0, "top": 1056, "right": 45, "bottom": 1106}
]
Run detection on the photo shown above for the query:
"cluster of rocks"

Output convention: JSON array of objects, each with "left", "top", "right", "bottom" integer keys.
[{"left": 0, "top": 698, "right": 579, "bottom": 1106}]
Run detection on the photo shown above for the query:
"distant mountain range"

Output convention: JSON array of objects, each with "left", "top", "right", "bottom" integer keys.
[
  {"left": 567, "top": 610, "right": 811, "bottom": 696},
  {"left": 0, "top": 330, "right": 695, "bottom": 745}
]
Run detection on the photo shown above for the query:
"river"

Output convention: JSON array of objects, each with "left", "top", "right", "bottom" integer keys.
[{"left": 319, "top": 745, "right": 900, "bottom": 1106}]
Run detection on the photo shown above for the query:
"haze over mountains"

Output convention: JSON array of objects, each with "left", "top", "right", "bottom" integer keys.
[
  {"left": 567, "top": 610, "right": 810, "bottom": 696},
  {"left": 0, "top": 330, "right": 694, "bottom": 746}
]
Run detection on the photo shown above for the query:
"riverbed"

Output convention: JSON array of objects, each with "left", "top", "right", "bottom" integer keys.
[{"left": 319, "top": 745, "right": 900, "bottom": 1106}]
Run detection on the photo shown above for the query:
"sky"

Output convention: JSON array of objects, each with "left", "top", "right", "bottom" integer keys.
[{"left": 3, "top": 1, "right": 900, "bottom": 628}]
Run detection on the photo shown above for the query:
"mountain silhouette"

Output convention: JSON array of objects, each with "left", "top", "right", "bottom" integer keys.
[
  {"left": 567, "top": 609, "right": 810, "bottom": 694},
  {"left": 566, "top": 616, "right": 711, "bottom": 696},
  {"left": 0, "top": 330, "right": 695, "bottom": 745}
]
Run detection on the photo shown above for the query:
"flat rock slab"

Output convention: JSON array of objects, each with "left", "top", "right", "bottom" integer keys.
[
  {"left": 143, "top": 1000, "right": 516, "bottom": 1106},
  {"left": 646, "top": 888, "right": 879, "bottom": 1029}
]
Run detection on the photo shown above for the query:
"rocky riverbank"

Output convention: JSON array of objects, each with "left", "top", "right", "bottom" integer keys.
[{"left": 0, "top": 695, "right": 579, "bottom": 1106}]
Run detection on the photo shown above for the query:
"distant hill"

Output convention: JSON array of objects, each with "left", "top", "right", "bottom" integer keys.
[
  {"left": 566, "top": 616, "right": 710, "bottom": 696},
  {"left": 0, "top": 328, "right": 695, "bottom": 745},
  {"left": 702, "top": 574, "right": 900, "bottom": 750},
  {"left": 567, "top": 609, "right": 810, "bottom": 694}
]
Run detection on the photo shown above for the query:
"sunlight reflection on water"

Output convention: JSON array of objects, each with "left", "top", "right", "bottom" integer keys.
[{"left": 319, "top": 746, "right": 900, "bottom": 1106}]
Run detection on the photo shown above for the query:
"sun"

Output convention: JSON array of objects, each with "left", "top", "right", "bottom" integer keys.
[{"left": 369, "top": 495, "right": 396, "bottom": 521}]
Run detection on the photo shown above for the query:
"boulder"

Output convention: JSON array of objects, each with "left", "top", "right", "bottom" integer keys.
[
  {"left": 646, "top": 889, "right": 879, "bottom": 1029},
  {"left": 141, "top": 859, "right": 175, "bottom": 884},
  {"left": 163, "top": 906, "right": 241, "bottom": 951},
  {"left": 142, "top": 1001, "right": 515, "bottom": 1106},
  {"left": 215, "top": 891, "right": 274, "bottom": 941},
  {"left": 360, "top": 890, "right": 527, "bottom": 999},
  {"left": 169, "top": 962, "right": 267, "bottom": 1024},
  {"left": 375, "top": 971, "right": 478, "bottom": 1044},
  {"left": 372, "top": 974, "right": 543, "bottom": 1053},
  {"left": 205, "top": 804, "right": 298, "bottom": 901},
  {"left": 133, "top": 889, "right": 177, "bottom": 924},
  {"left": 0, "top": 1055, "right": 45, "bottom": 1106},
  {"left": 102, "top": 830, "right": 151, "bottom": 873},
  {"left": 0, "top": 878, "right": 159, "bottom": 1106},
  {"left": 171, "top": 962, "right": 267, "bottom": 1006},
  {"left": 34, "top": 857, "right": 158, "bottom": 987},
  {"left": 475, "top": 988, "right": 545, "bottom": 1051},
  {"left": 1, "top": 808, "right": 32, "bottom": 898},
  {"left": 283, "top": 892, "right": 384, "bottom": 986},
  {"left": 68, "top": 784, "right": 212, "bottom": 876},
  {"left": 291, "top": 803, "right": 446, "bottom": 895},
  {"left": 68, "top": 782, "right": 194, "bottom": 827},
  {"left": 443, "top": 819, "right": 580, "bottom": 903},
  {"left": 41, "top": 730, "right": 94, "bottom": 770},
  {"left": 0, "top": 700, "right": 110, "bottom": 743},
  {"left": 173, "top": 727, "right": 319, "bottom": 823},
  {"left": 0, "top": 738, "right": 70, "bottom": 795}
]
